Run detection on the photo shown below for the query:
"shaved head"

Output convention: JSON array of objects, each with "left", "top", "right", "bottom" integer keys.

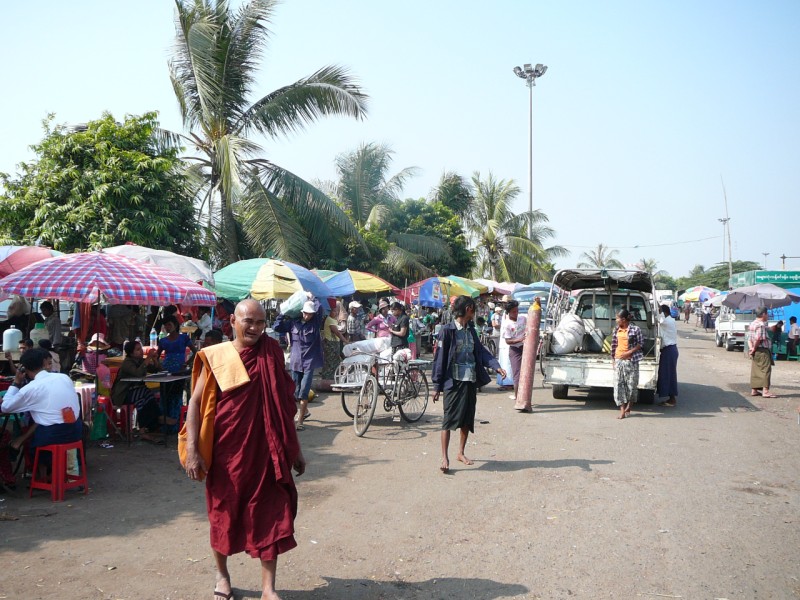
[{"left": 231, "top": 299, "right": 267, "bottom": 348}]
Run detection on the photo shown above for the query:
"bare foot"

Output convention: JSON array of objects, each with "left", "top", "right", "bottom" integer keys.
[
  {"left": 440, "top": 458, "right": 449, "bottom": 473},
  {"left": 261, "top": 591, "right": 281, "bottom": 600},
  {"left": 617, "top": 410, "right": 626, "bottom": 419},
  {"left": 456, "top": 454, "right": 474, "bottom": 466}
]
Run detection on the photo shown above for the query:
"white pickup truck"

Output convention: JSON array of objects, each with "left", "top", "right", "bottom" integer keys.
[
  {"left": 540, "top": 269, "right": 661, "bottom": 403},
  {"left": 714, "top": 305, "right": 754, "bottom": 351}
]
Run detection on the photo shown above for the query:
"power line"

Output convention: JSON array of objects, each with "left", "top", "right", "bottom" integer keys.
[{"left": 560, "top": 235, "right": 722, "bottom": 250}]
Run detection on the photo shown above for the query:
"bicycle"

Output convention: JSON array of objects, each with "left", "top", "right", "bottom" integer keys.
[{"left": 333, "top": 352, "right": 430, "bottom": 437}]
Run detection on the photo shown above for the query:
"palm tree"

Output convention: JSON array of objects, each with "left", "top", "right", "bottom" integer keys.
[
  {"left": 637, "top": 257, "right": 667, "bottom": 281},
  {"left": 429, "top": 171, "right": 473, "bottom": 219},
  {"left": 577, "top": 244, "right": 624, "bottom": 269},
  {"left": 330, "top": 143, "right": 451, "bottom": 279},
  {"left": 170, "top": 0, "right": 368, "bottom": 266},
  {"left": 463, "top": 172, "right": 568, "bottom": 282}
]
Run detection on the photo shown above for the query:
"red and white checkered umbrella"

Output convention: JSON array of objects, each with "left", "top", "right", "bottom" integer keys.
[{"left": 0, "top": 251, "right": 216, "bottom": 306}]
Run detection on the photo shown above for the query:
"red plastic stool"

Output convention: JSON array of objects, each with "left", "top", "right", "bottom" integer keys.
[
  {"left": 179, "top": 405, "right": 188, "bottom": 430},
  {"left": 111, "top": 405, "right": 134, "bottom": 444},
  {"left": 29, "top": 440, "right": 88, "bottom": 502}
]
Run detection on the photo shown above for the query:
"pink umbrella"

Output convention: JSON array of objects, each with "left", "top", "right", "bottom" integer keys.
[
  {"left": 0, "top": 245, "right": 62, "bottom": 278},
  {"left": 0, "top": 251, "right": 216, "bottom": 306}
]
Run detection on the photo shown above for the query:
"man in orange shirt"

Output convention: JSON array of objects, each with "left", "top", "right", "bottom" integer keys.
[{"left": 610, "top": 309, "right": 644, "bottom": 419}]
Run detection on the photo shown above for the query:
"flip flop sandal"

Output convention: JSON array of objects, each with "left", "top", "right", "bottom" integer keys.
[
  {"left": 762, "top": 393, "right": 778, "bottom": 398},
  {"left": 295, "top": 423, "right": 305, "bottom": 431}
]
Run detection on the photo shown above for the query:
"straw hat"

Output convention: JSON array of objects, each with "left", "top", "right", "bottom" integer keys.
[
  {"left": 349, "top": 301, "right": 362, "bottom": 310},
  {"left": 378, "top": 299, "right": 390, "bottom": 309}
]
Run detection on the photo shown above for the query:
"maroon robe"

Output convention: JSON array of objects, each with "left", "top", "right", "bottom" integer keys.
[{"left": 205, "top": 335, "right": 300, "bottom": 560}]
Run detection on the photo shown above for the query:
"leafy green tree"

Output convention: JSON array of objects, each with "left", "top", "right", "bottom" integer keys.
[
  {"left": 170, "top": 0, "right": 368, "bottom": 266},
  {"left": 464, "top": 172, "right": 567, "bottom": 282},
  {"left": 674, "top": 260, "right": 760, "bottom": 291},
  {"left": 329, "top": 143, "right": 451, "bottom": 280},
  {"left": 385, "top": 198, "right": 473, "bottom": 277},
  {"left": 0, "top": 112, "right": 200, "bottom": 254},
  {"left": 577, "top": 244, "right": 624, "bottom": 270}
]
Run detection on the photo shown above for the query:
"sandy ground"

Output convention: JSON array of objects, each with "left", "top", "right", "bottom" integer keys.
[{"left": 2, "top": 322, "right": 799, "bottom": 600}]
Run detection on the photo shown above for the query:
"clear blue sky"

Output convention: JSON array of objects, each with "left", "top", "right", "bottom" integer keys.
[{"left": 2, "top": 1, "right": 798, "bottom": 279}]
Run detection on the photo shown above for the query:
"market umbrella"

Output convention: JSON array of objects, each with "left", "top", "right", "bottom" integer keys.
[
  {"left": 0, "top": 245, "right": 62, "bottom": 278},
  {"left": 103, "top": 243, "right": 214, "bottom": 285},
  {"left": 0, "top": 251, "right": 217, "bottom": 306},
  {"left": 444, "top": 275, "right": 489, "bottom": 297},
  {"left": 399, "top": 276, "right": 477, "bottom": 307},
  {"left": 722, "top": 283, "right": 800, "bottom": 311},
  {"left": 323, "top": 269, "right": 399, "bottom": 297},
  {"left": 679, "top": 286, "right": 719, "bottom": 303},
  {"left": 213, "top": 258, "right": 333, "bottom": 301},
  {"left": 312, "top": 269, "right": 338, "bottom": 280}
]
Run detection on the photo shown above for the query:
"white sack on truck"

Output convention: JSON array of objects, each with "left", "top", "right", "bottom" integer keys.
[{"left": 551, "top": 313, "right": 585, "bottom": 354}]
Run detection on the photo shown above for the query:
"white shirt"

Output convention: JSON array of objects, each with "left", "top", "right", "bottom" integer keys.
[
  {"left": 502, "top": 315, "right": 527, "bottom": 347},
  {"left": 1, "top": 371, "right": 79, "bottom": 426},
  {"left": 659, "top": 315, "right": 678, "bottom": 348},
  {"left": 197, "top": 313, "right": 213, "bottom": 340},
  {"left": 790, "top": 322, "right": 800, "bottom": 340},
  {"left": 44, "top": 313, "right": 63, "bottom": 345}
]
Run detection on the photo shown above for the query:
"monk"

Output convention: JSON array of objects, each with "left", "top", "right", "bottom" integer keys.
[{"left": 182, "top": 299, "right": 306, "bottom": 600}]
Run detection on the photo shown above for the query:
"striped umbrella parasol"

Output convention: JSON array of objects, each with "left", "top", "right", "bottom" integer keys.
[
  {"left": 323, "top": 269, "right": 399, "bottom": 296},
  {"left": 0, "top": 251, "right": 217, "bottom": 305},
  {"left": 213, "top": 258, "right": 333, "bottom": 301}
]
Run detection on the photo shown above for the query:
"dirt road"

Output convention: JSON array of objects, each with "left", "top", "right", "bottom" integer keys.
[{"left": 2, "top": 323, "right": 799, "bottom": 599}]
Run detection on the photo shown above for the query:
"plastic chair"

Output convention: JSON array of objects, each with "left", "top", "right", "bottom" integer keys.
[{"left": 29, "top": 440, "right": 88, "bottom": 502}]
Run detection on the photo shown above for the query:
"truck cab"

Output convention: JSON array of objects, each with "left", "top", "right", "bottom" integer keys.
[
  {"left": 541, "top": 269, "right": 660, "bottom": 402},
  {"left": 714, "top": 305, "right": 754, "bottom": 351}
]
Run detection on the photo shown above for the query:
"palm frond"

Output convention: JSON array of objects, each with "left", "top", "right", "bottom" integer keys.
[
  {"left": 383, "top": 245, "right": 435, "bottom": 280},
  {"left": 389, "top": 232, "right": 452, "bottom": 262},
  {"left": 240, "top": 176, "right": 313, "bottom": 263},
  {"left": 238, "top": 65, "right": 368, "bottom": 137}
]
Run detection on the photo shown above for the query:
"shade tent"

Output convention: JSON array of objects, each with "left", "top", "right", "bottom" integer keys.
[
  {"left": 103, "top": 244, "right": 214, "bottom": 285},
  {"left": 0, "top": 245, "right": 62, "bottom": 278},
  {"left": 312, "top": 269, "right": 338, "bottom": 280},
  {"left": 213, "top": 258, "right": 333, "bottom": 301},
  {"left": 0, "top": 251, "right": 217, "bottom": 306},
  {"left": 323, "top": 269, "right": 399, "bottom": 297}
]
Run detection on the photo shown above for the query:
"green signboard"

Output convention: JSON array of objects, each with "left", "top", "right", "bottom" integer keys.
[{"left": 729, "top": 270, "right": 800, "bottom": 289}]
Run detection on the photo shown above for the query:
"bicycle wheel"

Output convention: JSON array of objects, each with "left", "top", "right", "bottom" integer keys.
[
  {"left": 397, "top": 367, "right": 429, "bottom": 423},
  {"left": 341, "top": 391, "right": 357, "bottom": 418},
  {"left": 354, "top": 375, "right": 379, "bottom": 436},
  {"left": 486, "top": 337, "right": 497, "bottom": 358}
]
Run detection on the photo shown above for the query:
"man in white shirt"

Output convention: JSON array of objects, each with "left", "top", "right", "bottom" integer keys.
[
  {"left": 196, "top": 306, "right": 213, "bottom": 341},
  {"left": 1, "top": 348, "right": 81, "bottom": 472},
  {"left": 788, "top": 316, "right": 799, "bottom": 357},
  {"left": 39, "top": 301, "right": 63, "bottom": 346},
  {"left": 657, "top": 305, "right": 679, "bottom": 406}
]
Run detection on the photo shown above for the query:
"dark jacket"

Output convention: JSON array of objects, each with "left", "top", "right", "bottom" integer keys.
[{"left": 431, "top": 321, "right": 501, "bottom": 392}]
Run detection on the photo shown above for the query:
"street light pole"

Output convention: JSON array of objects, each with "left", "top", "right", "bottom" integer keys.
[
  {"left": 513, "top": 63, "right": 547, "bottom": 239},
  {"left": 762, "top": 252, "right": 770, "bottom": 270}
]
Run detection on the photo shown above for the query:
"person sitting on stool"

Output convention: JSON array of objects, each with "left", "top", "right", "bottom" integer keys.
[{"left": 0, "top": 348, "right": 81, "bottom": 480}]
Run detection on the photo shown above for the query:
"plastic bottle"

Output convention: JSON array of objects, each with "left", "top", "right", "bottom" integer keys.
[
  {"left": 2, "top": 325, "right": 22, "bottom": 352},
  {"left": 149, "top": 328, "right": 158, "bottom": 349},
  {"left": 29, "top": 322, "right": 48, "bottom": 346}
]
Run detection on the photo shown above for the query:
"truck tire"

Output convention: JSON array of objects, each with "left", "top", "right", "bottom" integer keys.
[
  {"left": 639, "top": 389, "right": 655, "bottom": 404},
  {"left": 715, "top": 332, "right": 724, "bottom": 347},
  {"left": 725, "top": 338, "right": 736, "bottom": 352},
  {"left": 552, "top": 384, "right": 569, "bottom": 399}
]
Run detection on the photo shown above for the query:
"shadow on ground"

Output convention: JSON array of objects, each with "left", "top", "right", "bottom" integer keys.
[
  {"left": 0, "top": 394, "right": 382, "bottom": 551},
  {"left": 534, "top": 382, "right": 759, "bottom": 417},
  {"left": 477, "top": 458, "right": 613, "bottom": 473},
  {"left": 234, "top": 576, "right": 529, "bottom": 599}
]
